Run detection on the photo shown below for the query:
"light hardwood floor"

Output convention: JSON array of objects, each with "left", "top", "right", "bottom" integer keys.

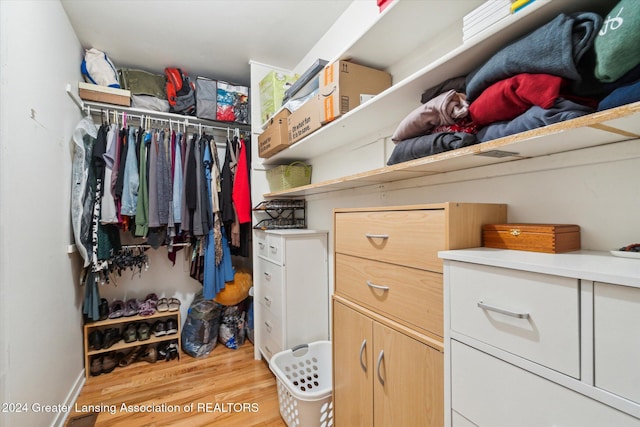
[{"left": 68, "top": 343, "right": 287, "bottom": 426}]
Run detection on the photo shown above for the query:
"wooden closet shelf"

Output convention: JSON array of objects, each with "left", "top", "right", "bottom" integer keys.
[{"left": 264, "top": 101, "right": 640, "bottom": 198}]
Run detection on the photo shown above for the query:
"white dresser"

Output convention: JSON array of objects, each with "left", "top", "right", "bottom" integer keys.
[
  {"left": 254, "top": 229, "right": 329, "bottom": 361},
  {"left": 440, "top": 248, "right": 640, "bottom": 427}
]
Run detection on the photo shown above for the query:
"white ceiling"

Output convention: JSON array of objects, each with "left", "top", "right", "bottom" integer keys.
[{"left": 61, "top": 0, "right": 353, "bottom": 86}]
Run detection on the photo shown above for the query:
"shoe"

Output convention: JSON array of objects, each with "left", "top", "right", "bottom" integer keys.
[
  {"left": 118, "top": 346, "right": 143, "bottom": 367},
  {"left": 123, "top": 323, "right": 138, "bottom": 343},
  {"left": 165, "top": 319, "right": 178, "bottom": 335},
  {"left": 168, "top": 298, "right": 181, "bottom": 312},
  {"left": 124, "top": 298, "right": 140, "bottom": 317},
  {"left": 156, "top": 298, "right": 169, "bottom": 312},
  {"left": 101, "top": 328, "right": 121, "bottom": 349},
  {"left": 167, "top": 341, "right": 180, "bottom": 360},
  {"left": 108, "top": 300, "right": 125, "bottom": 319},
  {"left": 139, "top": 346, "right": 158, "bottom": 363},
  {"left": 137, "top": 322, "right": 151, "bottom": 341},
  {"left": 99, "top": 298, "right": 109, "bottom": 320},
  {"left": 89, "top": 330, "right": 103, "bottom": 351},
  {"left": 102, "top": 352, "right": 118, "bottom": 373},
  {"left": 90, "top": 355, "right": 103, "bottom": 376},
  {"left": 151, "top": 320, "right": 166, "bottom": 337},
  {"left": 139, "top": 293, "right": 158, "bottom": 316}
]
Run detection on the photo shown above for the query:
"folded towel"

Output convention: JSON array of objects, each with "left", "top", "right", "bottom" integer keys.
[
  {"left": 469, "top": 74, "right": 564, "bottom": 126},
  {"left": 594, "top": 0, "right": 640, "bottom": 83},
  {"left": 477, "top": 98, "right": 594, "bottom": 142},
  {"left": 420, "top": 76, "right": 467, "bottom": 104},
  {"left": 392, "top": 90, "right": 469, "bottom": 142},
  {"left": 387, "top": 132, "right": 478, "bottom": 165},
  {"left": 466, "top": 12, "right": 602, "bottom": 101}
]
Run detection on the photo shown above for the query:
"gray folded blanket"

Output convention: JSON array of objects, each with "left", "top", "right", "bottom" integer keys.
[
  {"left": 466, "top": 12, "right": 602, "bottom": 101},
  {"left": 387, "top": 132, "right": 478, "bottom": 165},
  {"left": 476, "top": 98, "right": 594, "bottom": 142}
]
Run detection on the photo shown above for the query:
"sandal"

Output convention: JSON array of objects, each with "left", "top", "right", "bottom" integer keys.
[
  {"left": 108, "top": 300, "right": 125, "bottom": 319},
  {"left": 137, "top": 322, "right": 151, "bottom": 341},
  {"left": 156, "top": 298, "right": 169, "bottom": 312},
  {"left": 168, "top": 298, "right": 181, "bottom": 312},
  {"left": 124, "top": 298, "right": 140, "bottom": 317},
  {"left": 123, "top": 323, "right": 138, "bottom": 343}
]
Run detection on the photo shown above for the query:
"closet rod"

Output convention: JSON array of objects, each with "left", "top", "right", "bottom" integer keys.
[{"left": 119, "top": 242, "right": 191, "bottom": 249}]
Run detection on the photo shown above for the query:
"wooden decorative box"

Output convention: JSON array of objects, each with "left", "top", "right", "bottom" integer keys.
[{"left": 482, "top": 223, "right": 580, "bottom": 253}]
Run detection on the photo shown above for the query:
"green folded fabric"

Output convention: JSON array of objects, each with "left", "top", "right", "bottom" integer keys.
[
  {"left": 118, "top": 68, "right": 167, "bottom": 99},
  {"left": 594, "top": 0, "right": 640, "bottom": 82}
]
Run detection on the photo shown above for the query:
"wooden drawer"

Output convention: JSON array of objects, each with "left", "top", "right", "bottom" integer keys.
[
  {"left": 335, "top": 209, "right": 445, "bottom": 272},
  {"left": 336, "top": 254, "right": 443, "bottom": 337},
  {"left": 449, "top": 262, "right": 579, "bottom": 378},
  {"left": 451, "top": 341, "right": 640, "bottom": 427},
  {"left": 257, "top": 258, "right": 283, "bottom": 317},
  {"left": 594, "top": 282, "right": 640, "bottom": 405}
]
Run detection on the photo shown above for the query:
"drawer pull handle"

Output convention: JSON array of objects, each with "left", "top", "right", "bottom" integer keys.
[
  {"left": 258, "top": 242, "right": 265, "bottom": 248},
  {"left": 264, "top": 272, "right": 271, "bottom": 280},
  {"left": 264, "top": 296, "right": 271, "bottom": 306},
  {"left": 376, "top": 350, "right": 385, "bottom": 386},
  {"left": 359, "top": 339, "right": 367, "bottom": 372},
  {"left": 477, "top": 301, "right": 530, "bottom": 319},
  {"left": 265, "top": 321, "right": 272, "bottom": 333},
  {"left": 365, "top": 233, "right": 389, "bottom": 239},
  {"left": 265, "top": 345, "right": 272, "bottom": 355},
  {"left": 367, "top": 280, "right": 390, "bottom": 291},
  {"left": 269, "top": 245, "right": 277, "bottom": 252}
]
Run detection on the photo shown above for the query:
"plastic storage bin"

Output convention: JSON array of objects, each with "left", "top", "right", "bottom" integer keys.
[{"left": 269, "top": 341, "right": 333, "bottom": 427}]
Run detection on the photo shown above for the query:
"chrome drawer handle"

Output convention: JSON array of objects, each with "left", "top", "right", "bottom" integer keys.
[
  {"left": 477, "top": 301, "right": 530, "bottom": 319},
  {"left": 269, "top": 245, "right": 277, "bottom": 252},
  {"left": 264, "top": 321, "right": 272, "bottom": 333},
  {"left": 258, "top": 242, "right": 265, "bottom": 248},
  {"left": 367, "top": 280, "right": 390, "bottom": 291},
  {"left": 263, "top": 272, "right": 271, "bottom": 280},
  {"left": 264, "top": 296, "right": 271, "bottom": 306},
  {"left": 376, "top": 350, "right": 385, "bottom": 386},
  {"left": 359, "top": 339, "right": 367, "bottom": 372},
  {"left": 365, "top": 233, "right": 389, "bottom": 239}
]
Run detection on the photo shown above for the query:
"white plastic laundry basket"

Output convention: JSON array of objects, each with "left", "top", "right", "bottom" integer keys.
[{"left": 269, "top": 341, "right": 333, "bottom": 427}]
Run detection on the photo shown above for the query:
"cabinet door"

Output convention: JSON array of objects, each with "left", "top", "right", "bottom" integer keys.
[
  {"left": 333, "top": 301, "right": 373, "bottom": 426},
  {"left": 373, "top": 322, "right": 444, "bottom": 427}
]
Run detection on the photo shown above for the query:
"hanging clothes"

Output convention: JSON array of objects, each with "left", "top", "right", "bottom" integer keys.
[
  {"left": 100, "top": 123, "right": 119, "bottom": 224},
  {"left": 71, "top": 116, "right": 98, "bottom": 268},
  {"left": 172, "top": 131, "right": 183, "bottom": 226},
  {"left": 232, "top": 138, "right": 251, "bottom": 224},
  {"left": 135, "top": 131, "right": 151, "bottom": 237},
  {"left": 120, "top": 126, "right": 139, "bottom": 217}
]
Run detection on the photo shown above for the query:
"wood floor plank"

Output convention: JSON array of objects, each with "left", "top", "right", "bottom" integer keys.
[{"left": 67, "top": 342, "right": 287, "bottom": 426}]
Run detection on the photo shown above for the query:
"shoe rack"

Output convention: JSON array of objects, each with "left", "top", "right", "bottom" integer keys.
[{"left": 83, "top": 310, "right": 182, "bottom": 380}]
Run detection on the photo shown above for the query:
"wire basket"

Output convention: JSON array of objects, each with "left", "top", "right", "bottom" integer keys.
[
  {"left": 269, "top": 341, "right": 333, "bottom": 427},
  {"left": 266, "top": 162, "right": 312, "bottom": 192}
]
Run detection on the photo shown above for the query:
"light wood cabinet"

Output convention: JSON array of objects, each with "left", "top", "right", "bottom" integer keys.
[
  {"left": 333, "top": 203, "right": 506, "bottom": 426},
  {"left": 254, "top": 229, "right": 329, "bottom": 361},
  {"left": 441, "top": 248, "right": 640, "bottom": 426}
]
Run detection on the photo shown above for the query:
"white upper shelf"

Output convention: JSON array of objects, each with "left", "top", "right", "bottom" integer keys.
[{"left": 262, "top": 0, "right": 613, "bottom": 166}]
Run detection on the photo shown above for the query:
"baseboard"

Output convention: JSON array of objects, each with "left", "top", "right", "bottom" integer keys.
[{"left": 51, "top": 369, "right": 85, "bottom": 427}]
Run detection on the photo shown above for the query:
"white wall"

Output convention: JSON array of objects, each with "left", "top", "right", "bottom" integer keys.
[{"left": 0, "top": 1, "right": 86, "bottom": 426}]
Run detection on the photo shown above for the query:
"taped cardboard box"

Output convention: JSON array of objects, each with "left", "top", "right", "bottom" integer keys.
[
  {"left": 258, "top": 109, "right": 291, "bottom": 159},
  {"left": 78, "top": 82, "right": 130, "bottom": 106},
  {"left": 287, "top": 94, "right": 323, "bottom": 144},
  {"left": 319, "top": 60, "right": 391, "bottom": 124},
  {"left": 482, "top": 223, "right": 581, "bottom": 253}
]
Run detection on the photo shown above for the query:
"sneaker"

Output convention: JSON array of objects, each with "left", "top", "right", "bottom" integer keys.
[
  {"left": 151, "top": 320, "right": 166, "bottom": 337},
  {"left": 165, "top": 319, "right": 178, "bottom": 335}
]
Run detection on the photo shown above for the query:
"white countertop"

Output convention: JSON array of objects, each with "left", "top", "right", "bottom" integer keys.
[{"left": 439, "top": 248, "right": 640, "bottom": 288}]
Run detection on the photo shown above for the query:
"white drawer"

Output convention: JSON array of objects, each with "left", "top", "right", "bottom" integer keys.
[
  {"left": 255, "top": 231, "right": 268, "bottom": 258},
  {"left": 260, "top": 308, "right": 283, "bottom": 352},
  {"left": 449, "top": 262, "right": 580, "bottom": 378},
  {"left": 451, "top": 341, "right": 640, "bottom": 427},
  {"left": 260, "top": 336, "right": 280, "bottom": 362},
  {"left": 266, "top": 234, "right": 283, "bottom": 264},
  {"left": 257, "top": 258, "right": 283, "bottom": 316},
  {"left": 594, "top": 282, "right": 640, "bottom": 405}
]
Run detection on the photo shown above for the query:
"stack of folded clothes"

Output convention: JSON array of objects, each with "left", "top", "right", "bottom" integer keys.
[{"left": 388, "top": 0, "right": 640, "bottom": 166}]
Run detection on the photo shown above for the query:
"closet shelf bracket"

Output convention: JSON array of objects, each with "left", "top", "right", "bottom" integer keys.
[{"left": 66, "top": 83, "right": 86, "bottom": 115}]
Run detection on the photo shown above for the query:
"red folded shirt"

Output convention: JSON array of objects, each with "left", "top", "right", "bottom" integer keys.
[{"left": 469, "top": 73, "right": 564, "bottom": 126}]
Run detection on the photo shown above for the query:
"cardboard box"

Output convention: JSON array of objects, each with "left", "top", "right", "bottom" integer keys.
[
  {"left": 78, "top": 82, "right": 131, "bottom": 106},
  {"left": 259, "top": 71, "right": 298, "bottom": 123},
  {"left": 258, "top": 109, "right": 291, "bottom": 158},
  {"left": 482, "top": 223, "right": 581, "bottom": 253},
  {"left": 287, "top": 94, "right": 323, "bottom": 144},
  {"left": 319, "top": 60, "right": 391, "bottom": 124}
]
